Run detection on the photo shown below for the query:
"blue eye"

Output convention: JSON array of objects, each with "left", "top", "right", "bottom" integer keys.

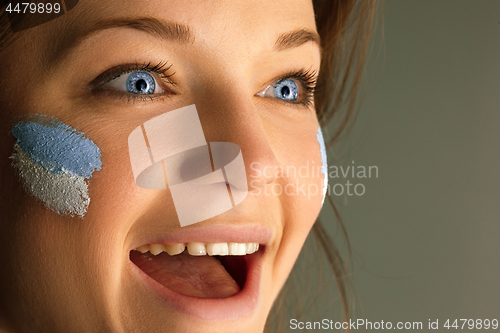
[
  {"left": 103, "top": 70, "right": 164, "bottom": 95},
  {"left": 256, "top": 69, "right": 317, "bottom": 107},
  {"left": 126, "top": 71, "right": 156, "bottom": 94},
  {"left": 274, "top": 79, "right": 298, "bottom": 101},
  {"left": 257, "top": 77, "right": 304, "bottom": 103}
]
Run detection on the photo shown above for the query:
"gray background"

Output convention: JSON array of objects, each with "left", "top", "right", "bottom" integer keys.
[{"left": 318, "top": 0, "right": 500, "bottom": 329}]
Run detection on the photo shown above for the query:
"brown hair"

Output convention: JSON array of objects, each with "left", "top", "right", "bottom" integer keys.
[{"left": 266, "top": 0, "right": 378, "bottom": 331}]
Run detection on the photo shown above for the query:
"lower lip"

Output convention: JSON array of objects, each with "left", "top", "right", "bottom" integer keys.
[{"left": 129, "top": 248, "right": 264, "bottom": 321}]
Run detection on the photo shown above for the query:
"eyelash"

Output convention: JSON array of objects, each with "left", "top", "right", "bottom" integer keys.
[{"left": 89, "top": 62, "right": 317, "bottom": 106}]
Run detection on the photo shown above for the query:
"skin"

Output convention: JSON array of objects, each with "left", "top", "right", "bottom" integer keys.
[{"left": 0, "top": 0, "right": 324, "bottom": 332}]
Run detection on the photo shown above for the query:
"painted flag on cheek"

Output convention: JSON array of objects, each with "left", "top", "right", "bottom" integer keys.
[{"left": 10, "top": 115, "right": 101, "bottom": 217}]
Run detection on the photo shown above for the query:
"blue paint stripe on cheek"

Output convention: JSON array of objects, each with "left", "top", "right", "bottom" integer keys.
[{"left": 12, "top": 116, "right": 102, "bottom": 178}]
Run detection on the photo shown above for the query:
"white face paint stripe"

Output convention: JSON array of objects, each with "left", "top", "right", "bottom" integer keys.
[
  {"left": 317, "top": 126, "right": 328, "bottom": 205},
  {"left": 10, "top": 143, "right": 90, "bottom": 216}
]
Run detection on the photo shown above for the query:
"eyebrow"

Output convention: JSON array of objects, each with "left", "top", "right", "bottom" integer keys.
[
  {"left": 51, "top": 17, "right": 193, "bottom": 65},
  {"left": 274, "top": 29, "right": 321, "bottom": 51},
  {"left": 79, "top": 17, "right": 193, "bottom": 43}
]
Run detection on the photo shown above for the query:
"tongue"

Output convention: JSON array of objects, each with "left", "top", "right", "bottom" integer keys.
[{"left": 130, "top": 251, "right": 240, "bottom": 298}]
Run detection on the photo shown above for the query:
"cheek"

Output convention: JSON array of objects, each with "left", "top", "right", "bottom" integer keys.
[
  {"left": 280, "top": 125, "right": 326, "bottom": 219},
  {"left": 267, "top": 124, "right": 325, "bottom": 287},
  {"left": 84, "top": 133, "right": 161, "bottom": 228}
]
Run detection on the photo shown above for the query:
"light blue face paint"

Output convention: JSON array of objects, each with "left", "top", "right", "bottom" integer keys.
[
  {"left": 12, "top": 116, "right": 101, "bottom": 178},
  {"left": 317, "top": 126, "right": 328, "bottom": 205},
  {"left": 10, "top": 115, "right": 101, "bottom": 217}
]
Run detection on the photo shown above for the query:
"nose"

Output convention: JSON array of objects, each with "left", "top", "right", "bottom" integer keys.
[
  {"left": 195, "top": 89, "right": 279, "bottom": 193},
  {"left": 127, "top": 98, "right": 280, "bottom": 226}
]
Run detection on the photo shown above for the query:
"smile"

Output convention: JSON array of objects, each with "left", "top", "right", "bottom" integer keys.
[{"left": 128, "top": 226, "right": 271, "bottom": 320}]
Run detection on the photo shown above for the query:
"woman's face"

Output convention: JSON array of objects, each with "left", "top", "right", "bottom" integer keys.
[{"left": 0, "top": 0, "right": 324, "bottom": 332}]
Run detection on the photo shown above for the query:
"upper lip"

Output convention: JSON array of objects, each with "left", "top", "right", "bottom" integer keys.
[{"left": 130, "top": 225, "right": 272, "bottom": 250}]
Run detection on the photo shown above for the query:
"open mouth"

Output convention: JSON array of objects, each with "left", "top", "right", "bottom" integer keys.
[{"left": 130, "top": 242, "right": 260, "bottom": 299}]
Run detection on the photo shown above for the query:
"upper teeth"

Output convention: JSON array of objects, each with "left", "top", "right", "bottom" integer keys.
[{"left": 135, "top": 242, "right": 259, "bottom": 256}]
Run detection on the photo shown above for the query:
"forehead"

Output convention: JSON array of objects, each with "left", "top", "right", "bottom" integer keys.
[
  {"left": 59, "top": 0, "right": 317, "bottom": 47},
  {"left": 83, "top": 0, "right": 317, "bottom": 30}
]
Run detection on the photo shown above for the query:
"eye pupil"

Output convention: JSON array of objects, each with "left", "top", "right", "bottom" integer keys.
[
  {"left": 126, "top": 71, "right": 156, "bottom": 95},
  {"left": 136, "top": 79, "right": 148, "bottom": 92},
  {"left": 281, "top": 86, "right": 291, "bottom": 98}
]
